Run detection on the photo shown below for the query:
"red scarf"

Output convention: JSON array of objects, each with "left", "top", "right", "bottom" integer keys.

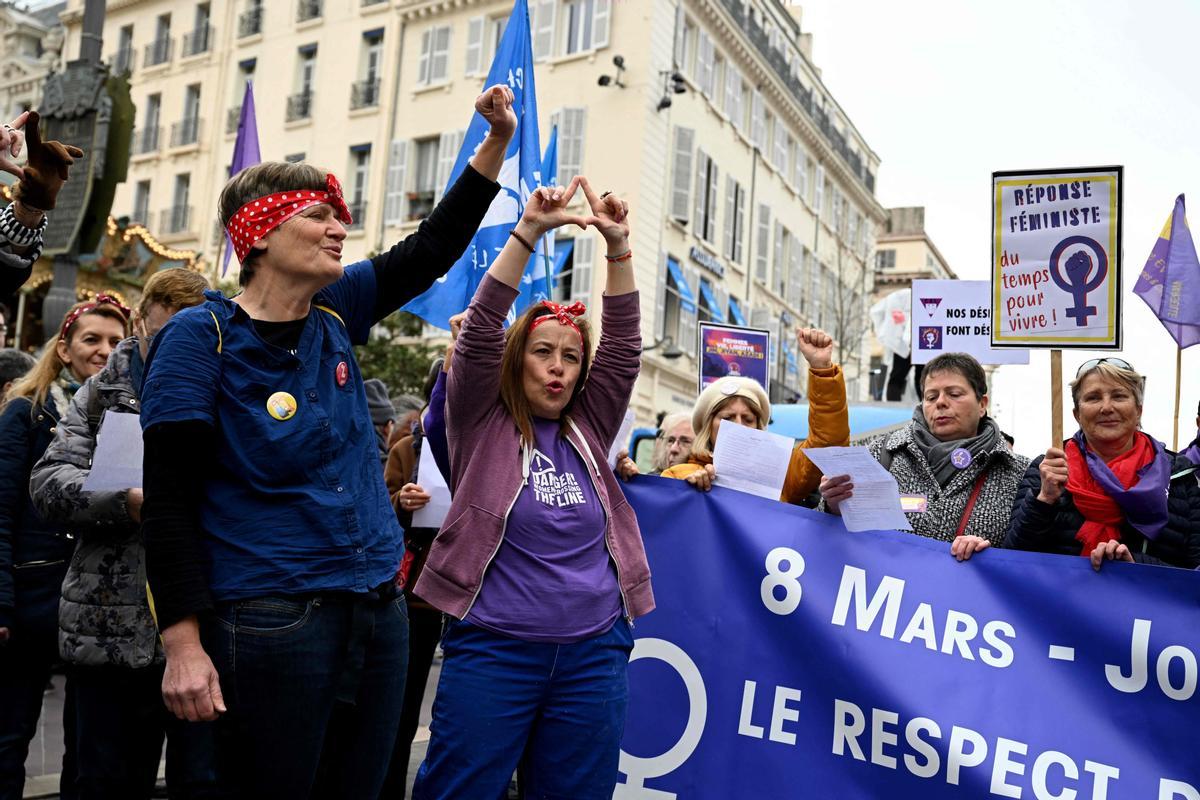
[{"left": 1064, "top": 434, "right": 1156, "bottom": 556}]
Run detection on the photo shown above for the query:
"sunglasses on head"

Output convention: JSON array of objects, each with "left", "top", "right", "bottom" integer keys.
[{"left": 1075, "top": 357, "right": 1134, "bottom": 379}]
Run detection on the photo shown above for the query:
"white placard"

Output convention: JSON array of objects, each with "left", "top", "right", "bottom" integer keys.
[
  {"left": 712, "top": 422, "right": 794, "bottom": 500},
  {"left": 911, "top": 280, "right": 1030, "bottom": 365},
  {"left": 607, "top": 409, "right": 636, "bottom": 468},
  {"left": 802, "top": 446, "right": 913, "bottom": 533},
  {"left": 411, "top": 439, "right": 452, "bottom": 529},
  {"left": 81, "top": 411, "right": 143, "bottom": 491}
]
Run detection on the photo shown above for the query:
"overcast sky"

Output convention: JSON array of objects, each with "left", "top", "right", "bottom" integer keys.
[{"left": 799, "top": 0, "right": 1200, "bottom": 452}]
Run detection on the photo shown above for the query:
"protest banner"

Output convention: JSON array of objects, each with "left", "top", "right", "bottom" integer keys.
[
  {"left": 698, "top": 322, "right": 770, "bottom": 394},
  {"left": 911, "top": 280, "right": 1029, "bottom": 366},
  {"left": 616, "top": 478, "right": 1200, "bottom": 799},
  {"left": 991, "top": 166, "right": 1123, "bottom": 443}
]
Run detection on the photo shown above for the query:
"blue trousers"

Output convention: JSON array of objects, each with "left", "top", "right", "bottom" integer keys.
[
  {"left": 413, "top": 619, "right": 633, "bottom": 800},
  {"left": 202, "top": 592, "right": 409, "bottom": 799}
]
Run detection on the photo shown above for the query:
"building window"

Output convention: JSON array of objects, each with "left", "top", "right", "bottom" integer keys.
[
  {"left": 552, "top": 235, "right": 594, "bottom": 303},
  {"left": 288, "top": 46, "right": 317, "bottom": 121},
  {"left": 532, "top": 0, "right": 610, "bottom": 60},
  {"left": 434, "top": 130, "right": 465, "bottom": 203},
  {"left": 409, "top": 138, "right": 439, "bottom": 219},
  {"left": 723, "top": 69, "right": 744, "bottom": 131},
  {"left": 165, "top": 173, "right": 191, "bottom": 234},
  {"left": 228, "top": 60, "right": 255, "bottom": 133},
  {"left": 383, "top": 139, "right": 408, "bottom": 225},
  {"left": 674, "top": 13, "right": 695, "bottom": 74},
  {"left": 171, "top": 84, "right": 201, "bottom": 147},
  {"left": 347, "top": 146, "right": 370, "bottom": 228},
  {"left": 145, "top": 13, "right": 172, "bottom": 67},
  {"left": 113, "top": 25, "right": 134, "bottom": 73},
  {"left": 814, "top": 164, "right": 825, "bottom": 215},
  {"left": 772, "top": 124, "right": 789, "bottom": 175},
  {"left": 132, "top": 180, "right": 151, "bottom": 224},
  {"left": 693, "top": 150, "right": 718, "bottom": 244},
  {"left": 750, "top": 89, "right": 764, "bottom": 149},
  {"left": 695, "top": 31, "right": 715, "bottom": 97},
  {"left": 875, "top": 248, "right": 895, "bottom": 271},
  {"left": 792, "top": 142, "right": 808, "bottom": 198},
  {"left": 183, "top": 3, "right": 212, "bottom": 57},
  {"left": 549, "top": 108, "right": 585, "bottom": 186},
  {"left": 135, "top": 93, "right": 162, "bottom": 153},
  {"left": 418, "top": 25, "right": 451, "bottom": 85},
  {"left": 353, "top": 31, "right": 384, "bottom": 108},
  {"left": 239, "top": 0, "right": 263, "bottom": 38}
]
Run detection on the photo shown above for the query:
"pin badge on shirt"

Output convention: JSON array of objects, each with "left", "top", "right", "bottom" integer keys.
[
  {"left": 335, "top": 361, "right": 349, "bottom": 388},
  {"left": 951, "top": 448, "right": 972, "bottom": 469},
  {"left": 267, "top": 391, "right": 298, "bottom": 421}
]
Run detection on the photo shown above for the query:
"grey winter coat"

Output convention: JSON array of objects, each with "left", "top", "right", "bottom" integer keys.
[
  {"left": 858, "top": 420, "right": 1031, "bottom": 546},
  {"left": 30, "top": 337, "right": 160, "bottom": 669}
]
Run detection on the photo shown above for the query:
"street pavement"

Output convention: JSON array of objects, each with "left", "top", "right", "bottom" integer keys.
[{"left": 22, "top": 658, "right": 441, "bottom": 799}]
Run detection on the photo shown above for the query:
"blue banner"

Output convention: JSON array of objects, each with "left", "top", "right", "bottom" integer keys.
[
  {"left": 403, "top": 0, "right": 546, "bottom": 329},
  {"left": 617, "top": 478, "right": 1200, "bottom": 799}
]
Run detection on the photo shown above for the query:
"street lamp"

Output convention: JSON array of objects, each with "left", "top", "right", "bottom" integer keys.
[
  {"left": 642, "top": 336, "right": 684, "bottom": 360},
  {"left": 597, "top": 54, "right": 627, "bottom": 88}
]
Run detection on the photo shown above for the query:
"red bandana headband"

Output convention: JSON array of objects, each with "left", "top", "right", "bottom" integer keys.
[
  {"left": 60, "top": 293, "right": 130, "bottom": 340},
  {"left": 529, "top": 300, "right": 586, "bottom": 340},
  {"left": 225, "top": 173, "right": 353, "bottom": 262}
]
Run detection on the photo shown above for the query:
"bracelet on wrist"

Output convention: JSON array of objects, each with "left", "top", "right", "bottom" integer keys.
[
  {"left": 509, "top": 228, "right": 536, "bottom": 254},
  {"left": 604, "top": 249, "right": 632, "bottom": 263}
]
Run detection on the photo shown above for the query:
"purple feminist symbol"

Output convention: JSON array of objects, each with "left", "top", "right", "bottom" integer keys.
[
  {"left": 921, "top": 297, "right": 942, "bottom": 317},
  {"left": 1049, "top": 236, "right": 1107, "bottom": 327}
]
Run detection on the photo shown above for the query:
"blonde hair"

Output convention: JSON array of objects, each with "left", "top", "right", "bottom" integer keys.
[
  {"left": 1070, "top": 362, "right": 1144, "bottom": 410},
  {"left": 138, "top": 268, "right": 210, "bottom": 319},
  {"left": 3, "top": 301, "right": 129, "bottom": 412},
  {"left": 689, "top": 394, "right": 766, "bottom": 461}
]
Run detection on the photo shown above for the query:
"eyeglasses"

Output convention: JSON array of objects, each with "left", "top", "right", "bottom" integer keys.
[
  {"left": 663, "top": 435, "right": 694, "bottom": 447},
  {"left": 1075, "top": 357, "right": 1134, "bottom": 378}
]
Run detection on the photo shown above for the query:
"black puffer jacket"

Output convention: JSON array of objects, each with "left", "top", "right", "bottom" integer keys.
[
  {"left": 0, "top": 395, "right": 74, "bottom": 640},
  {"left": 1004, "top": 452, "right": 1200, "bottom": 568}
]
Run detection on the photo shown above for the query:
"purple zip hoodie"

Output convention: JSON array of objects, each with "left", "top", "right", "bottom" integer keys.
[{"left": 413, "top": 274, "right": 654, "bottom": 621}]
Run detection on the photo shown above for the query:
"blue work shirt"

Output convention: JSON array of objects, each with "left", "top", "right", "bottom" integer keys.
[{"left": 140, "top": 261, "right": 401, "bottom": 602}]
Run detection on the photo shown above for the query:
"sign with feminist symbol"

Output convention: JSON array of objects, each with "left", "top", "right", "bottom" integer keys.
[{"left": 991, "top": 166, "right": 1123, "bottom": 349}]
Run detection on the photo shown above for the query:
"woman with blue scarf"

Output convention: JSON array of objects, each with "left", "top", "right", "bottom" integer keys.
[{"left": 1006, "top": 358, "right": 1200, "bottom": 570}]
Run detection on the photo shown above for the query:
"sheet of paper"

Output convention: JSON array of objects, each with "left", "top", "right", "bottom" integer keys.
[
  {"left": 81, "top": 411, "right": 144, "bottom": 491},
  {"left": 712, "top": 423, "right": 794, "bottom": 500},
  {"left": 608, "top": 409, "right": 636, "bottom": 468},
  {"left": 411, "top": 439, "right": 452, "bottom": 529},
  {"left": 802, "top": 446, "right": 913, "bottom": 532}
]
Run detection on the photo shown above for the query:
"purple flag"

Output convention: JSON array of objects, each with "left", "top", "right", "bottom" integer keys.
[
  {"left": 222, "top": 81, "right": 262, "bottom": 276},
  {"left": 1133, "top": 194, "right": 1200, "bottom": 348}
]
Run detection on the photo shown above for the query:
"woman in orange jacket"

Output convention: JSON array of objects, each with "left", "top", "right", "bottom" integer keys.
[{"left": 661, "top": 327, "right": 849, "bottom": 504}]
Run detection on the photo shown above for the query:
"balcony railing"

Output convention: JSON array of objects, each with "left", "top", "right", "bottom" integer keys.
[
  {"left": 286, "top": 92, "right": 313, "bottom": 122},
  {"left": 238, "top": 8, "right": 263, "bottom": 37},
  {"left": 347, "top": 201, "right": 366, "bottom": 230},
  {"left": 361, "top": 0, "right": 386, "bottom": 6},
  {"left": 297, "top": 0, "right": 322, "bottom": 22},
  {"left": 182, "top": 25, "right": 212, "bottom": 57},
  {"left": 350, "top": 80, "right": 380, "bottom": 110},
  {"left": 161, "top": 205, "right": 193, "bottom": 235},
  {"left": 169, "top": 117, "right": 202, "bottom": 147},
  {"left": 715, "top": 0, "right": 875, "bottom": 194},
  {"left": 110, "top": 46, "right": 135, "bottom": 74},
  {"left": 226, "top": 107, "right": 242, "bottom": 134},
  {"left": 144, "top": 37, "right": 173, "bottom": 67},
  {"left": 132, "top": 126, "right": 161, "bottom": 155}
]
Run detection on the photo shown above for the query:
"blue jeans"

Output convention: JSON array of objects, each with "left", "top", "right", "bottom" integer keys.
[
  {"left": 202, "top": 592, "right": 409, "bottom": 799},
  {"left": 71, "top": 663, "right": 223, "bottom": 800},
  {"left": 413, "top": 619, "right": 633, "bottom": 800}
]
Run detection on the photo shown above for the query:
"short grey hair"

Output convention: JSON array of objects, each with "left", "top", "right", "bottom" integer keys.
[{"left": 1071, "top": 362, "right": 1144, "bottom": 409}]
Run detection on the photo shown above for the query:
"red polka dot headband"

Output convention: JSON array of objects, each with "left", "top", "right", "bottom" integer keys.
[
  {"left": 225, "top": 173, "right": 353, "bottom": 262},
  {"left": 529, "top": 300, "right": 586, "bottom": 341}
]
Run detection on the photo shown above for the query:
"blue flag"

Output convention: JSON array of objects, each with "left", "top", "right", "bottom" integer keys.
[
  {"left": 223, "top": 81, "right": 262, "bottom": 277},
  {"left": 527, "top": 124, "right": 558, "bottom": 304},
  {"left": 404, "top": 0, "right": 545, "bottom": 328}
]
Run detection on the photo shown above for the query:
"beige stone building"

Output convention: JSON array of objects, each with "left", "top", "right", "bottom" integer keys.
[
  {"left": 57, "top": 0, "right": 885, "bottom": 420},
  {"left": 0, "top": 1, "right": 66, "bottom": 147},
  {"left": 867, "top": 205, "right": 956, "bottom": 400}
]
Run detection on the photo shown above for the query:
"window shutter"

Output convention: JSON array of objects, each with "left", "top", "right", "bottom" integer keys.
[
  {"left": 532, "top": 0, "right": 556, "bottom": 60},
  {"left": 750, "top": 90, "right": 764, "bottom": 149},
  {"left": 750, "top": 306, "right": 771, "bottom": 330},
  {"left": 571, "top": 236, "right": 594, "bottom": 303},
  {"left": 555, "top": 108, "right": 585, "bottom": 185},
  {"left": 682, "top": 266, "right": 701, "bottom": 357},
  {"left": 723, "top": 175, "right": 735, "bottom": 260},
  {"left": 383, "top": 139, "right": 408, "bottom": 225},
  {"left": 592, "top": 0, "right": 611, "bottom": 49},
  {"left": 705, "top": 161, "right": 718, "bottom": 243},
  {"left": 432, "top": 26, "right": 451, "bottom": 82},
  {"left": 798, "top": 247, "right": 810, "bottom": 316},
  {"left": 693, "top": 150, "right": 708, "bottom": 241},
  {"left": 697, "top": 33, "right": 714, "bottom": 97},
  {"left": 465, "top": 16, "right": 484, "bottom": 75},
  {"left": 734, "top": 185, "right": 746, "bottom": 263},
  {"left": 670, "top": 126, "right": 694, "bottom": 222},
  {"left": 673, "top": 5, "right": 685, "bottom": 68},
  {"left": 773, "top": 223, "right": 784, "bottom": 296},
  {"left": 714, "top": 284, "right": 730, "bottom": 325},
  {"left": 655, "top": 254, "right": 669, "bottom": 339},
  {"left": 788, "top": 236, "right": 802, "bottom": 308},
  {"left": 794, "top": 143, "right": 808, "bottom": 199},
  {"left": 814, "top": 164, "right": 825, "bottom": 214},
  {"left": 418, "top": 29, "right": 431, "bottom": 85},
  {"left": 755, "top": 203, "right": 770, "bottom": 283},
  {"left": 433, "top": 130, "right": 461, "bottom": 204}
]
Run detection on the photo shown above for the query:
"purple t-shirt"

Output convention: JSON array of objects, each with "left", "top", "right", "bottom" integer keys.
[{"left": 467, "top": 416, "right": 622, "bottom": 643}]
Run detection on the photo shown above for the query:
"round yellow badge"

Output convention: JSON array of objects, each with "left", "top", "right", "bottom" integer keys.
[{"left": 266, "top": 391, "right": 298, "bottom": 421}]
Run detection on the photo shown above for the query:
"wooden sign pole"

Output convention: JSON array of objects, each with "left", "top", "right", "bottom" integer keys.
[
  {"left": 1172, "top": 345, "right": 1183, "bottom": 451},
  {"left": 1050, "top": 349, "right": 1064, "bottom": 446}
]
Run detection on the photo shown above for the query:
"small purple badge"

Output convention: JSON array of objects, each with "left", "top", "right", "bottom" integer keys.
[{"left": 951, "top": 448, "right": 972, "bottom": 469}]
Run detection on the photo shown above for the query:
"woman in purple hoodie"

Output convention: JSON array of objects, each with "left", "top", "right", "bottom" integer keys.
[{"left": 411, "top": 177, "right": 654, "bottom": 799}]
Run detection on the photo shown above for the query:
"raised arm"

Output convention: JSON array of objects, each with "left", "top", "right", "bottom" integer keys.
[
  {"left": 782, "top": 328, "right": 849, "bottom": 504},
  {"left": 565, "top": 179, "right": 640, "bottom": 449}
]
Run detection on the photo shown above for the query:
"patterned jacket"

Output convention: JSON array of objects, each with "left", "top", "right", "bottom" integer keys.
[
  {"left": 856, "top": 420, "right": 1031, "bottom": 546},
  {"left": 30, "top": 337, "right": 159, "bottom": 668}
]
